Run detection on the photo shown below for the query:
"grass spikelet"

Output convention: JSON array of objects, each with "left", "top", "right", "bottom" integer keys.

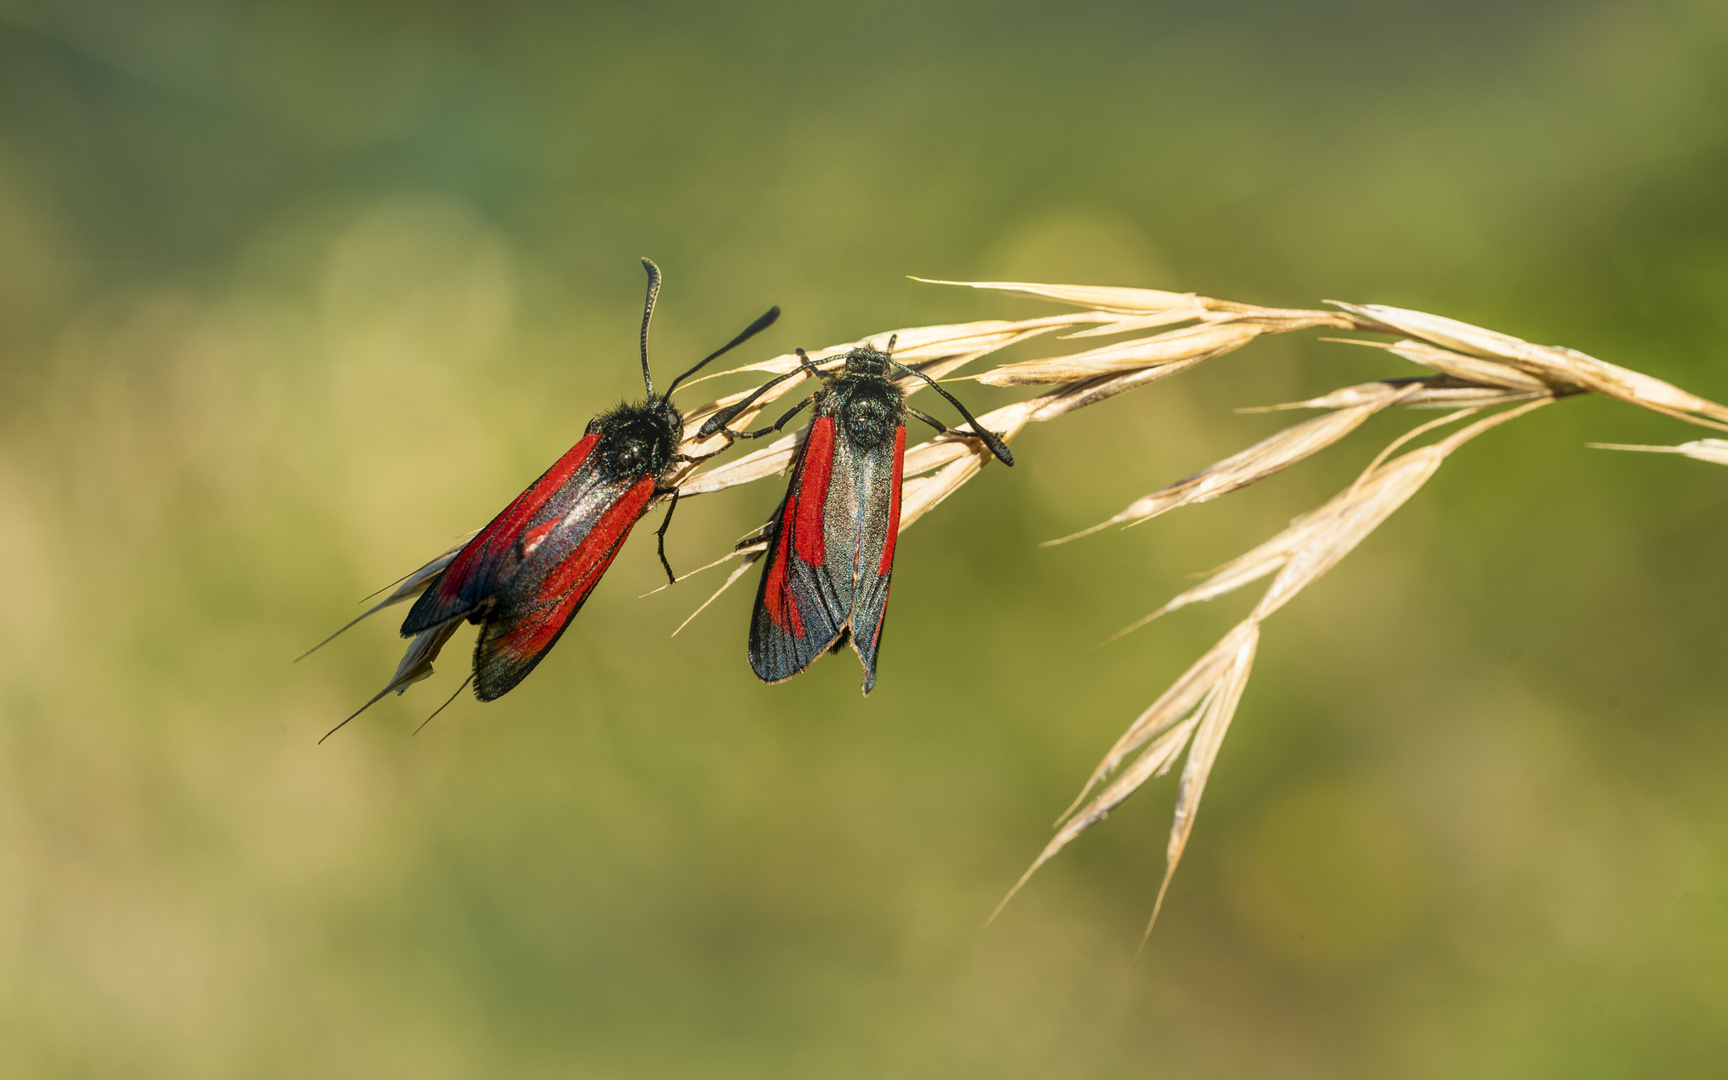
[
  {"left": 321, "top": 620, "right": 461, "bottom": 743},
  {"left": 1329, "top": 301, "right": 1728, "bottom": 429},
  {"left": 1056, "top": 622, "right": 1261, "bottom": 822},
  {"left": 976, "top": 323, "right": 1264, "bottom": 386},
  {"left": 911, "top": 277, "right": 1205, "bottom": 315},
  {"left": 1343, "top": 337, "right": 1554, "bottom": 391},
  {"left": 1142, "top": 625, "right": 1258, "bottom": 944},
  {"left": 1045, "top": 397, "right": 1404, "bottom": 546},
  {"left": 1241, "top": 376, "right": 1552, "bottom": 413},
  {"left": 1028, "top": 398, "right": 1559, "bottom": 921},
  {"left": 1589, "top": 439, "right": 1728, "bottom": 466},
  {"left": 296, "top": 531, "right": 480, "bottom": 661},
  {"left": 991, "top": 709, "right": 1205, "bottom": 927}
]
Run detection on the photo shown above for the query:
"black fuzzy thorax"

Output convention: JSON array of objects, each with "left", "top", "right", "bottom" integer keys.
[
  {"left": 588, "top": 398, "right": 683, "bottom": 480},
  {"left": 820, "top": 346, "right": 905, "bottom": 449}
]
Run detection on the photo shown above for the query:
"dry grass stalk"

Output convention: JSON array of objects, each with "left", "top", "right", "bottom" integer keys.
[
  {"left": 1347, "top": 337, "right": 1553, "bottom": 392},
  {"left": 1045, "top": 389, "right": 1417, "bottom": 546},
  {"left": 1241, "top": 375, "right": 1547, "bottom": 412},
  {"left": 1589, "top": 438, "right": 1728, "bottom": 466},
  {"left": 350, "top": 275, "right": 1728, "bottom": 938},
  {"left": 1146, "top": 625, "right": 1259, "bottom": 942},
  {"left": 1328, "top": 302, "right": 1728, "bottom": 431},
  {"left": 1009, "top": 399, "right": 1556, "bottom": 939},
  {"left": 296, "top": 531, "right": 475, "bottom": 663},
  {"left": 975, "top": 323, "right": 1265, "bottom": 386}
]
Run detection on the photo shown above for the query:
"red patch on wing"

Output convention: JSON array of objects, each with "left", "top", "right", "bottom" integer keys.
[
  {"left": 493, "top": 475, "right": 656, "bottom": 661},
  {"left": 793, "top": 417, "right": 835, "bottom": 567},
  {"left": 762, "top": 519, "right": 804, "bottom": 638},
  {"left": 433, "top": 433, "right": 599, "bottom": 605},
  {"left": 764, "top": 421, "right": 835, "bottom": 640},
  {"left": 877, "top": 424, "right": 905, "bottom": 576}
]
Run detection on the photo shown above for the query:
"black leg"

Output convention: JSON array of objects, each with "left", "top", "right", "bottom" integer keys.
[
  {"left": 891, "top": 361, "right": 1015, "bottom": 466},
  {"left": 735, "top": 394, "right": 814, "bottom": 439},
  {"left": 702, "top": 392, "right": 818, "bottom": 444},
  {"left": 695, "top": 348, "right": 834, "bottom": 442},
  {"left": 696, "top": 368, "right": 805, "bottom": 440},
  {"left": 795, "top": 348, "right": 827, "bottom": 380},
  {"left": 654, "top": 489, "right": 682, "bottom": 584},
  {"left": 907, "top": 406, "right": 948, "bottom": 435},
  {"left": 671, "top": 447, "right": 729, "bottom": 466}
]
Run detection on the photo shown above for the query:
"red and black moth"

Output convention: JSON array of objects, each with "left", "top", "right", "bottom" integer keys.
[
  {"left": 697, "top": 338, "right": 1014, "bottom": 694},
  {"left": 314, "top": 259, "right": 778, "bottom": 738}
]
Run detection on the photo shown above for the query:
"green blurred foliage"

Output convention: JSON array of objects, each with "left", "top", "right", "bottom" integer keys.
[{"left": 2, "top": 0, "right": 1727, "bottom": 1076}]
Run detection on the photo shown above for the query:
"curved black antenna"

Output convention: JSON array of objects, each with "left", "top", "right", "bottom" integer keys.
[
  {"left": 639, "top": 257, "right": 663, "bottom": 396},
  {"left": 891, "top": 359, "right": 1015, "bottom": 466},
  {"left": 882, "top": 333, "right": 898, "bottom": 359},
  {"left": 663, "top": 305, "right": 782, "bottom": 400}
]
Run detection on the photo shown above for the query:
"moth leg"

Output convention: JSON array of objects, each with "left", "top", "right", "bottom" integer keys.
[
  {"left": 705, "top": 392, "right": 818, "bottom": 444},
  {"left": 909, "top": 404, "right": 1011, "bottom": 463},
  {"left": 795, "top": 347, "right": 830, "bottom": 381},
  {"left": 733, "top": 394, "right": 814, "bottom": 439},
  {"left": 907, "top": 406, "right": 949, "bottom": 435},
  {"left": 694, "top": 366, "right": 812, "bottom": 441},
  {"left": 891, "top": 360, "right": 1015, "bottom": 467},
  {"left": 654, "top": 488, "right": 682, "bottom": 584},
  {"left": 672, "top": 447, "right": 727, "bottom": 465}
]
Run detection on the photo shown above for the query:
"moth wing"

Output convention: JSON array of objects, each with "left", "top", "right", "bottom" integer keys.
[
  {"left": 841, "top": 423, "right": 905, "bottom": 695},
  {"left": 401, "top": 433, "right": 601, "bottom": 635},
  {"left": 749, "top": 416, "right": 852, "bottom": 682},
  {"left": 471, "top": 473, "right": 658, "bottom": 701}
]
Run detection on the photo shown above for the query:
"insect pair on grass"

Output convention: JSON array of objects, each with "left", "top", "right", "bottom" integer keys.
[{"left": 311, "top": 260, "right": 1011, "bottom": 736}]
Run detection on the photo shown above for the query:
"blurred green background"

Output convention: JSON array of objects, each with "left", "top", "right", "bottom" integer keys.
[{"left": 3, "top": 0, "right": 1728, "bottom": 1076}]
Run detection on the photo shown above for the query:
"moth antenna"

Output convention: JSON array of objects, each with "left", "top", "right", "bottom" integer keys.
[
  {"left": 664, "top": 305, "right": 782, "bottom": 399},
  {"left": 639, "top": 257, "right": 662, "bottom": 396}
]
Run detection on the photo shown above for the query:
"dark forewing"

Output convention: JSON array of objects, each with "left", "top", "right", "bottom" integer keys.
[
  {"left": 401, "top": 434, "right": 601, "bottom": 634},
  {"left": 843, "top": 423, "right": 905, "bottom": 694},
  {"left": 749, "top": 417, "right": 852, "bottom": 682},
  {"left": 471, "top": 473, "right": 658, "bottom": 700}
]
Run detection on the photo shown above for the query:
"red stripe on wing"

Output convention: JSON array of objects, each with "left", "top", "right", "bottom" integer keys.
[
  {"left": 793, "top": 417, "right": 835, "bottom": 567},
  {"left": 764, "top": 417, "right": 837, "bottom": 639},
  {"left": 762, "top": 519, "right": 804, "bottom": 639},
  {"left": 877, "top": 424, "right": 905, "bottom": 576},
  {"left": 490, "top": 474, "right": 657, "bottom": 663},
  {"left": 427, "top": 433, "right": 600, "bottom": 612}
]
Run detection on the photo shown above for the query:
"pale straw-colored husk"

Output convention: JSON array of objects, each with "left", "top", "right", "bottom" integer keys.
[{"left": 1588, "top": 438, "right": 1728, "bottom": 466}]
